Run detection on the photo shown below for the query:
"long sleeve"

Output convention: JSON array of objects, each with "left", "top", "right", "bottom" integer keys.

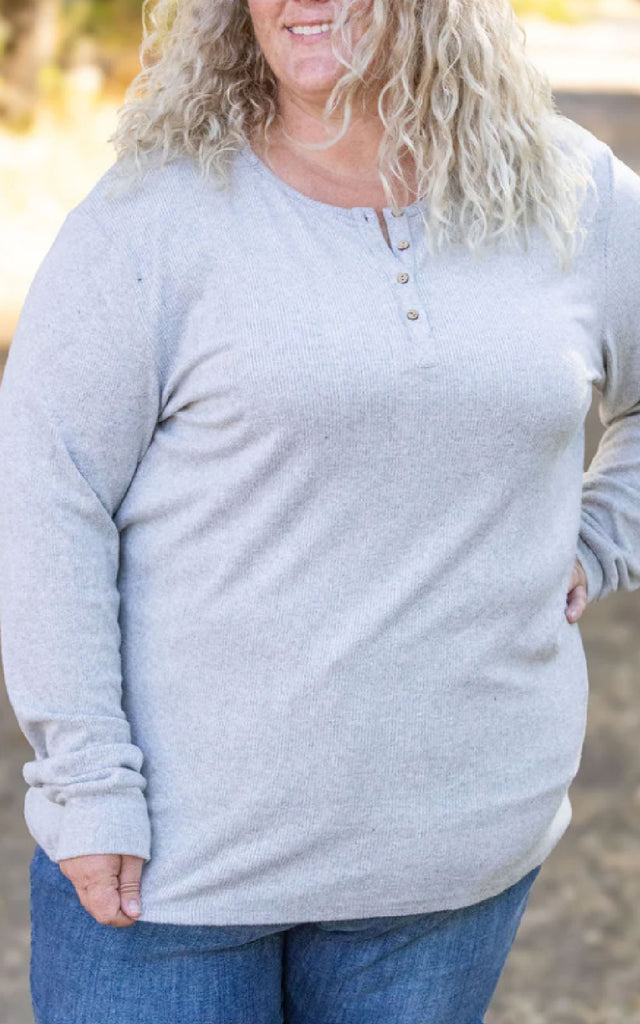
[
  {"left": 0, "top": 203, "right": 160, "bottom": 861},
  {"left": 576, "top": 149, "right": 640, "bottom": 604}
]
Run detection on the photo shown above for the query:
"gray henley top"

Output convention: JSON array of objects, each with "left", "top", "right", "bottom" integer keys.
[{"left": 0, "top": 118, "right": 639, "bottom": 924}]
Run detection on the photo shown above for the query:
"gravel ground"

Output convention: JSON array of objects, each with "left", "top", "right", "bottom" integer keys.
[{"left": 1, "top": 92, "right": 639, "bottom": 1024}]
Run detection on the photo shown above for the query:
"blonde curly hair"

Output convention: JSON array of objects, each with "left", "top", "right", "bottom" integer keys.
[{"left": 108, "top": 0, "right": 596, "bottom": 270}]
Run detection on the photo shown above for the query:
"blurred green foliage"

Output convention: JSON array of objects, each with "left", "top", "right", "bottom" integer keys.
[
  {"left": 55, "top": 0, "right": 145, "bottom": 91},
  {"left": 57, "top": 0, "right": 142, "bottom": 66},
  {"left": 62, "top": 0, "right": 142, "bottom": 46}
]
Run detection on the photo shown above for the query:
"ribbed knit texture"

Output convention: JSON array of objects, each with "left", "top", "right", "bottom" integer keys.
[{"left": 0, "top": 120, "right": 639, "bottom": 925}]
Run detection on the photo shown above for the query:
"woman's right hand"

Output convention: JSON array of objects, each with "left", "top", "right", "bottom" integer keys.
[{"left": 58, "top": 852, "right": 145, "bottom": 927}]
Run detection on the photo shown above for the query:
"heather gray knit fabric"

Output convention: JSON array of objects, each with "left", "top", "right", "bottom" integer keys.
[{"left": 1, "top": 119, "right": 639, "bottom": 925}]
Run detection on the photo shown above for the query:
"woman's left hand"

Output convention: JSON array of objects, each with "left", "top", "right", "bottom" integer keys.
[{"left": 565, "top": 558, "right": 588, "bottom": 623}]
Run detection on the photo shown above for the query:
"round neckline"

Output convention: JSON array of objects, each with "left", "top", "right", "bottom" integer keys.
[{"left": 238, "top": 143, "right": 425, "bottom": 222}]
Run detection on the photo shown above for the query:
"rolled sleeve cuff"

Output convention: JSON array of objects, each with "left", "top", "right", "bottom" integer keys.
[{"left": 25, "top": 787, "right": 151, "bottom": 862}]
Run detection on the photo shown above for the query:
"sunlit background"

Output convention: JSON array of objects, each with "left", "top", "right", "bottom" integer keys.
[{"left": 1, "top": 2, "right": 639, "bottom": 1022}]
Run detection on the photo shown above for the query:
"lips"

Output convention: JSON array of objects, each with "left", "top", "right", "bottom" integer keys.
[{"left": 285, "top": 22, "right": 334, "bottom": 36}]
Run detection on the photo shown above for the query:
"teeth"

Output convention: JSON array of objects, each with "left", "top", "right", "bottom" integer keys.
[{"left": 288, "top": 23, "right": 333, "bottom": 35}]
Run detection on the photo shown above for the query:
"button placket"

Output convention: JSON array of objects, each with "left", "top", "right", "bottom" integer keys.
[
  {"left": 355, "top": 207, "right": 437, "bottom": 368},
  {"left": 387, "top": 212, "right": 437, "bottom": 365},
  {"left": 359, "top": 209, "right": 409, "bottom": 270},
  {"left": 383, "top": 211, "right": 425, "bottom": 327}
]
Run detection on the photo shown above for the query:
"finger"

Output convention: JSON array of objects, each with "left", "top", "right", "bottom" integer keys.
[
  {"left": 573, "top": 557, "right": 588, "bottom": 591},
  {"left": 118, "top": 855, "right": 144, "bottom": 919},
  {"left": 565, "top": 583, "right": 587, "bottom": 622},
  {"left": 78, "top": 873, "right": 136, "bottom": 928}
]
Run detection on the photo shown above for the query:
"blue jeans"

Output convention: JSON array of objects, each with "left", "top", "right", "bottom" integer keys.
[{"left": 29, "top": 843, "right": 541, "bottom": 1024}]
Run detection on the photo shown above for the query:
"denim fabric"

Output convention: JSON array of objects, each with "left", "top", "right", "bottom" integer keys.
[{"left": 30, "top": 844, "right": 541, "bottom": 1024}]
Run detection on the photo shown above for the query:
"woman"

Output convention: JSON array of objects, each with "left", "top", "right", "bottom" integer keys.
[{"left": 1, "top": 0, "right": 639, "bottom": 1021}]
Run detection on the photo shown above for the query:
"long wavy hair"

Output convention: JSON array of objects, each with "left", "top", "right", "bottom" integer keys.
[{"left": 108, "top": 0, "right": 596, "bottom": 269}]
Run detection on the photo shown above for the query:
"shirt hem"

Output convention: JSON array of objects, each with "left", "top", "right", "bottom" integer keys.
[{"left": 135, "top": 793, "right": 572, "bottom": 925}]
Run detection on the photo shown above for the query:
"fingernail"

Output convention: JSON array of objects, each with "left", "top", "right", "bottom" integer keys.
[{"left": 125, "top": 900, "right": 141, "bottom": 915}]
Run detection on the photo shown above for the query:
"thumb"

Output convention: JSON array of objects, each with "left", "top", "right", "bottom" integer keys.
[{"left": 118, "top": 855, "right": 145, "bottom": 919}]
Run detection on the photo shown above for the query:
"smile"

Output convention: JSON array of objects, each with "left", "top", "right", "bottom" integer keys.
[{"left": 286, "top": 23, "right": 333, "bottom": 36}]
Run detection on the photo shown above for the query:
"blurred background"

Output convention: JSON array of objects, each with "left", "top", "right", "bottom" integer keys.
[{"left": 0, "top": 1, "right": 639, "bottom": 1022}]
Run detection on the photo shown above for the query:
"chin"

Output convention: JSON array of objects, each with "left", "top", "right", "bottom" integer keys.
[{"left": 286, "top": 65, "right": 344, "bottom": 101}]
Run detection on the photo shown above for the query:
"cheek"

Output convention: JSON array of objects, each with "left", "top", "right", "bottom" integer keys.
[
  {"left": 247, "top": 1, "right": 281, "bottom": 49},
  {"left": 340, "top": 0, "right": 372, "bottom": 35},
  {"left": 331, "top": 2, "right": 372, "bottom": 63}
]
